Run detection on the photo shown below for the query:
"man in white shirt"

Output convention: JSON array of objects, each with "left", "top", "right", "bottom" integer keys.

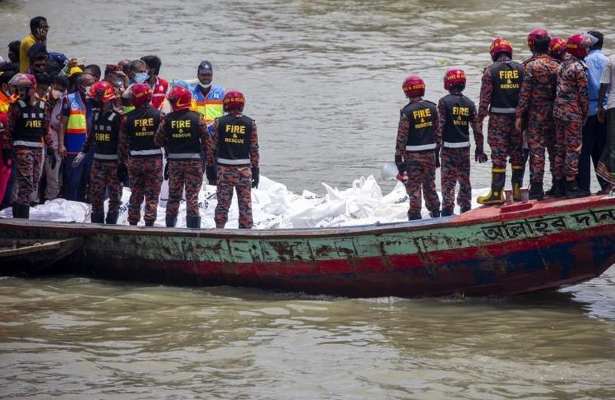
[{"left": 597, "top": 54, "right": 615, "bottom": 193}]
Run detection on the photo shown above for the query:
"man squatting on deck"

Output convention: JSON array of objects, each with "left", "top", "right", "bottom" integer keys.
[{"left": 1, "top": 17, "right": 614, "bottom": 226}]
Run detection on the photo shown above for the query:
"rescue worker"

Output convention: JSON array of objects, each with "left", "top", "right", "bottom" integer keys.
[
  {"left": 3, "top": 73, "right": 55, "bottom": 218},
  {"left": 58, "top": 72, "right": 96, "bottom": 201},
  {"left": 154, "top": 86, "right": 208, "bottom": 228},
  {"left": 549, "top": 37, "right": 570, "bottom": 63},
  {"left": 141, "top": 55, "right": 168, "bottom": 111},
  {"left": 552, "top": 34, "right": 590, "bottom": 198},
  {"left": 437, "top": 69, "right": 486, "bottom": 216},
  {"left": 395, "top": 75, "right": 441, "bottom": 220},
  {"left": 0, "top": 70, "right": 17, "bottom": 207},
  {"left": 208, "top": 90, "right": 259, "bottom": 229},
  {"left": 515, "top": 33, "right": 560, "bottom": 200},
  {"left": 477, "top": 38, "right": 524, "bottom": 204},
  {"left": 119, "top": 83, "right": 163, "bottom": 226},
  {"left": 73, "top": 81, "right": 124, "bottom": 224}
]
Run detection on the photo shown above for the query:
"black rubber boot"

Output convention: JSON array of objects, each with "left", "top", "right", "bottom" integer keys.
[
  {"left": 529, "top": 182, "right": 544, "bottom": 200},
  {"left": 460, "top": 205, "right": 471, "bottom": 213},
  {"left": 186, "top": 215, "right": 201, "bottom": 229},
  {"left": 477, "top": 171, "right": 506, "bottom": 205},
  {"left": 91, "top": 212, "right": 104, "bottom": 224},
  {"left": 166, "top": 215, "right": 177, "bottom": 228},
  {"left": 441, "top": 208, "right": 454, "bottom": 217},
  {"left": 105, "top": 212, "right": 119, "bottom": 225},
  {"left": 144, "top": 220, "right": 155, "bottom": 227},
  {"left": 546, "top": 179, "right": 566, "bottom": 198},
  {"left": 12, "top": 204, "right": 26, "bottom": 219},
  {"left": 430, "top": 209, "right": 441, "bottom": 218},
  {"left": 22, "top": 205, "right": 30, "bottom": 219},
  {"left": 565, "top": 180, "right": 589, "bottom": 198},
  {"left": 408, "top": 211, "right": 421, "bottom": 221},
  {"left": 511, "top": 167, "right": 524, "bottom": 201}
]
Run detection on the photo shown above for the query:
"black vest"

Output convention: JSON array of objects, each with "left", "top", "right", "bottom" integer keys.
[
  {"left": 401, "top": 100, "right": 437, "bottom": 152},
  {"left": 92, "top": 110, "right": 121, "bottom": 158},
  {"left": 125, "top": 105, "right": 161, "bottom": 157},
  {"left": 441, "top": 94, "right": 476, "bottom": 148},
  {"left": 164, "top": 110, "right": 203, "bottom": 159},
  {"left": 216, "top": 114, "right": 254, "bottom": 165},
  {"left": 490, "top": 61, "right": 523, "bottom": 113},
  {"left": 13, "top": 100, "right": 46, "bottom": 147}
]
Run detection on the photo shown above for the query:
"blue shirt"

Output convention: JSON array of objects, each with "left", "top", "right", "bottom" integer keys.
[{"left": 585, "top": 49, "right": 609, "bottom": 116}]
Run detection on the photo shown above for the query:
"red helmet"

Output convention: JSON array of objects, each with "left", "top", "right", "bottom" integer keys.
[
  {"left": 490, "top": 37, "right": 513, "bottom": 61},
  {"left": 566, "top": 33, "right": 590, "bottom": 59},
  {"left": 223, "top": 90, "right": 245, "bottom": 113},
  {"left": 167, "top": 85, "right": 192, "bottom": 111},
  {"left": 131, "top": 83, "right": 152, "bottom": 108},
  {"left": 527, "top": 28, "right": 549, "bottom": 51},
  {"left": 549, "top": 37, "right": 567, "bottom": 59},
  {"left": 402, "top": 75, "right": 425, "bottom": 98},
  {"left": 444, "top": 68, "right": 466, "bottom": 90},
  {"left": 88, "top": 81, "right": 116, "bottom": 103},
  {"left": 9, "top": 73, "right": 37, "bottom": 88}
]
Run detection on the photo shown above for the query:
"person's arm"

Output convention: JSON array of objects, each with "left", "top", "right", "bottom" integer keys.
[
  {"left": 118, "top": 117, "right": 129, "bottom": 164},
  {"left": 598, "top": 61, "right": 611, "bottom": 123},
  {"left": 153, "top": 117, "right": 166, "bottom": 148},
  {"left": 477, "top": 67, "right": 493, "bottom": 123},
  {"left": 395, "top": 112, "right": 409, "bottom": 176},
  {"left": 197, "top": 117, "right": 208, "bottom": 156},
  {"left": 207, "top": 119, "right": 218, "bottom": 167},
  {"left": 579, "top": 64, "right": 590, "bottom": 122},
  {"left": 249, "top": 121, "right": 259, "bottom": 169},
  {"left": 515, "top": 66, "right": 533, "bottom": 131},
  {"left": 470, "top": 102, "right": 487, "bottom": 162}
]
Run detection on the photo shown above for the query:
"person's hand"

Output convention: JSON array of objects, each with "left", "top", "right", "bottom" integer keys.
[
  {"left": 251, "top": 167, "right": 259, "bottom": 188},
  {"left": 72, "top": 152, "right": 86, "bottom": 167},
  {"left": 598, "top": 108, "right": 606, "bottom": 124},
  {"left": 475, "top": 149, "right": 488, "bottom": 163},
  {"left": 206, "top": 165, "right": 217, "bottom": 185},
  {"left": 67, "top": 58, "right": 79, "bottom": 68},
  {"left": 395, "top": 162, "right": 407, "bottom": 175},
  {"left": 59, "top": 145, "right": 67, "bottom": 158},
  {"left": 396, "top": 172, "right": 408, "bottom": 183},
  {"left": 46, "top": 148, "right": 57, "bottom": 169},
  {"left": 1, "top": 148, "right": 12, "bottom": 167}
]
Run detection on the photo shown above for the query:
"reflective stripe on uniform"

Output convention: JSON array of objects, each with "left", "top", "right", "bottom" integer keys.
[
  {"left": 405, "top": 143, "right": 437, "bottom": 151},
  {"left": 490, "top": 107, "right": 516, "bottom": 114},
  {"left": 94, "top": 153, "right": 119, "bottom": 160},
  {"left": 168, "top": 153, "right": 202, "bottom": 160},
  {"left": 13, "top": 140, "right": 43, "bottom": 148},
  {"left": 443, "top": 141, "right": 470, "bottom": 149},
  {"left": 130, "top": 149, "right": 162, "bottom": 156},
  {"left": 217, "top": 157, "right": 250, "bottom": 165}
]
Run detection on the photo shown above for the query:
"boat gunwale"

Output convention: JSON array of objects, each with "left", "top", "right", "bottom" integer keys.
[{"left": 0, "top": 195, "right": 613, "bottom": 240}]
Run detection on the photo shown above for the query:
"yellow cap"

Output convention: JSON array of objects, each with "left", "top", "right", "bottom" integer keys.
[{"left": 68, "top": 66, "right": 83, "bottom": 77}]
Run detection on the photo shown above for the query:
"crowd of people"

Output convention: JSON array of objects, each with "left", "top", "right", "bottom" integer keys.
[
  {"left": 0, "top": 16, "right": 258, "bottom": 228},
  {"left": 0, "top": 17, "right": 614, "bottom": 228},
  {"left": 394, "top": 29, "right": 614, "bottom": 219}
]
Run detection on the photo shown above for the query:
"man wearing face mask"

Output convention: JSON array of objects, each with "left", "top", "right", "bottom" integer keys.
[
  {"left": 0, "top": 70, "right": 17, "bottom": 207},
  {"left": 73, "top": 81, "right": 124, "bottom": 224},
  {"left": 58, "top": 72, "right": 96, "bottom": 201},
  {"left": 4, "top": 73, "right": 54, "bottom": 218},
  {"left": 141, "top": 55, "right": 168, "bottom": 111},
  {"left": 128, "top": 59, "right": 148, "bottom": 85},
  {"left": 20, "top": 16, "right": 49, "bottom": 73},
  {"left": 43, "top": 75, "right": 68, "bottom": 201}
]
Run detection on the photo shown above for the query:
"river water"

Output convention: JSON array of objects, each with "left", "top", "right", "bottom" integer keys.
[{"left": 1, "top": 0, "right": 615, "bottom": 398}]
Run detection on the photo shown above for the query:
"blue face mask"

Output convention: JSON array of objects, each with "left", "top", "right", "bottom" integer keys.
[{"left": 134, "top": 72, "right": 149, "bottom": 84}]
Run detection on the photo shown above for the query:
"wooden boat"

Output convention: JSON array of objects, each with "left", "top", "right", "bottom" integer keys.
[
  {"left": 0, "top": 195, "right": 613, "bottom": 298},
  {"left": 0, "top": 237, "right": 83, "bottom": 276}
]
